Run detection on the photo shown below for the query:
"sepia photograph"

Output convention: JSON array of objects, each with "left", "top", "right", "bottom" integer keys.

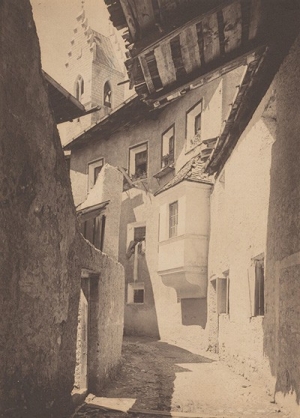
[{"left": 1, "top": 0, "right": 300, "bottom": 417}]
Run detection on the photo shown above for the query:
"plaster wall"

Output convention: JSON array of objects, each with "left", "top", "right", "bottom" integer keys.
[
  {"left": 78, "top": 236, "right": 124, "bottom": 395},
  {"left": 207, "top": 84, "right": 276, "bottom": 379},
  {"left": 80, "top": 164, "right": 123, "bottom": 259},
  {"left": 69, "top": 71, "right": 239, "bottom": 207},
  {"left": 68, "top": 68, "right": 244, "bottom": 351}
]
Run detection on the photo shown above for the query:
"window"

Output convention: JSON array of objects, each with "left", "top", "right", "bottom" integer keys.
[
  {"left": 161, "top": 125, "right": 175, "bottom": 168},
  {"left": 194, "top": 112, "right": 201, "bottom": 135},
  {"left": 169, "top": 201, "right": 178, "bottom": 238},
  {"left": 104, "top": 81, "right": 112, "bottom": 108},
  {"left": 186, "top": 100, "right": 202, "bottom": 150},
  {"left": 75, "top": 75, "right": 84, "bottom": 101},
  {"left": 88, "top": 158, "right": 104, "bottom": 190},
  {"left": 81, "top": 214, "right": 106, "bottom": 251},
  {"left": 217, "top": 273, "right": 230, "bottom": 315},
  {"left": 254, "top": 258, "right": 264, "bottom": 316},
  {"left": 127, "top": 282, "right": 145, "bottom": 304},
  {"left": 129, "top": 143, "right": 148, "bottom": 181},
  {"left": 134, "top": 226, "right": 146, "bottom": 242}
]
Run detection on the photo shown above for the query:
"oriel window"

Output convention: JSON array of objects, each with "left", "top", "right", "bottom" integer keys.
[{"left": 169, "top": 201, "right": 178, "bottom": 238}]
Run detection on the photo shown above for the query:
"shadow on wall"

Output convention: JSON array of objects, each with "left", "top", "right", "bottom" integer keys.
[
  {"left": 119, "top": 192, "right": 160, "bottom": 339},
  {"left": 181, "top": 298, "right": 207, "bottom": 327}
]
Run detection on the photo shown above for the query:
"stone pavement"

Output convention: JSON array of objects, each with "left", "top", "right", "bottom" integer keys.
[{"left": 72, "top": 337, "right": 290, "bottom": 418}]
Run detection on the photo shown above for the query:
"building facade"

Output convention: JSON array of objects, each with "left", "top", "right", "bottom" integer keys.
[{"left": 65, "top": 68, "right": 243, "bottom": 350}]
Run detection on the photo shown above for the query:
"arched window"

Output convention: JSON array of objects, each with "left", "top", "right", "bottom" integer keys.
[
  {"left": 104, "top": 81, "right": 112, "bottom": 108},
  {"left": 75, "top": 75, "right": 84, "bottom": 101}
]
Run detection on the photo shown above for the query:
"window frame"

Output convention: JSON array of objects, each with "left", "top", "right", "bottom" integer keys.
[
  {"left": 127, "top": 282, "right": 145, "bottom": 304},
  {"left": 128, "top": 142, "right": 148, "bottom": 181},
  {"left": 161, "top": 124, "right": 175, "bottom": 168},
  {"left": 185, "top": 99, "right": 203, "bottom": 151},
  {"left": 217, "top": 272, "right": 230, "bottom": 315},
  {"left": 169, "top": 201, "right": 178, "bottom": 238},
  {"left": 87, "top": 158, "right": 104, "bottom": 190},
  {"left": 254, "top": 257, "right": 264, "bottom": 316},
  {"left": 75, "top": 75, "right": 84, "bottom": 101},
  {"left": 104, "top": 80, "right": 112, "bottom": 108}
]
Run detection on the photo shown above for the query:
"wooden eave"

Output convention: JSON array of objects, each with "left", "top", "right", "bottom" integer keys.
[
  {"left": 120, "top": 0, "right": 264, "bottom": 106},
  {"left": 205, "top": 2, "right": 300, "bottom": 176},
  {"left": 43, "top": 71, "right": 87, "bottom": 124}
]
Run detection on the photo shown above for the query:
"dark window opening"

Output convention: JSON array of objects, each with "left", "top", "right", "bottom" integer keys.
[
  {"left": 254, "top": 259, "right": 264, "bottom": 316},
  {"left": 135, "top": 150, "right": 147, "bottom": 179},
  {"left": 194, "top": 112, "right": 202, "bottom": 135},
  {"left": 104, "top": 81, "right": 112, "bottom": 107},
  {"left": 94, "top": 165, "right": 102, "bottom": 184},
  {"left": 217, "top": 276, "right": 230, "bottom": 315},
  {"left": 134, "top": 226, "right": 146, "bottom": 242},
  {"left": 75, "top": 76, "right": 84, "bottom": 101},
  {"left": 134, "top": 288, "right": 144, "bottom": 304}
]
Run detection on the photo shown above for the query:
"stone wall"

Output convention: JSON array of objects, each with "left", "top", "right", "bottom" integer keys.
[
  {"left": 264, "top": 32, "right": 300, "bottom": 414},
  {"left": 0, "top": 2, "right": 124, "bottom": 416}
]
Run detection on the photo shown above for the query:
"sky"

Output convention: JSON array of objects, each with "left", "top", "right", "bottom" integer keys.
[{"left": 30, "top": 0, "right": 113, "bottom": 86}]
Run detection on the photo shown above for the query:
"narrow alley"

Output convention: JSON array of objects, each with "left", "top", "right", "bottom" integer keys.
[{"left": 72, "top": 337, "right": 288, "bottom": 418}]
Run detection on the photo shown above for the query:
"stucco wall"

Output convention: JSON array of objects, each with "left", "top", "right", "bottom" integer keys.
[
  {"left": 0, "top": 2, "right": 124, "bottom": 415},
  {"left": 69, "top": 71, "right": 239, "bottom": 207},
  {"left": 207, "top": 83, "right": 276, "bottom": 378},
  {"left": 264, "top": 32, "right": 300, "bottom": 414},
  {"left": 78, "top": 235, "right": 124, "bottom": 395}
]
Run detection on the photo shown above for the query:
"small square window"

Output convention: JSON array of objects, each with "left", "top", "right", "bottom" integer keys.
[
  {"left": 134, "top": 226, "right": 146, "bottom": 242},
  {"left": 129, "top": 143, "right": 148, "bottom": 181},
  {"left": 169, "top": 201, "right": 178, "bottom": 238},
  {"left": 127, "top": 282, "right": 145, "bottom": 304}
]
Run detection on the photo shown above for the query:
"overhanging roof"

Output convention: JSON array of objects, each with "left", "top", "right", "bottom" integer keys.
[
  {"left": 43, "top": 71, "right": 87, "bottom": 124},
  {"left": 63, "top": 94, "right": 155, "bottom": 150},
  {"left": 205, "top": 2, "right": 300, "bottom": 175},
  {"left": 107, "top": 0, "right": 265, "bottom": 108}
]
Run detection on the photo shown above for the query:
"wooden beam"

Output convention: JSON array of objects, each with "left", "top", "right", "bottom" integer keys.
[
  {"left": 202, "top": 12, "right": 220, "bottom": 63},
  {"left": 145, "top": 44, "right": 266, "bottom": 106},
  {"left": 138, "top": 54, "right": 156, "bottom": 93},
  {"left": 223, "top": 1, "right": 242, "bottom": 53},
  {"left": 120, "top": 0, "right": 139, "bottom": 41},
  {"left": 154, "top": 42, "right": 177, "bottom": 86},
  {"left": 180, "top": 24, "right": 202, "bottom": 73}
]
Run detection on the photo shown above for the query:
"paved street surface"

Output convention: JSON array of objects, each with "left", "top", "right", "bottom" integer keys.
[{"left": 72, "top": 337, "right": 290, "bottom": 418}]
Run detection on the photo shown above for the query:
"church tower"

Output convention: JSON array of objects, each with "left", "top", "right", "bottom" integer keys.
[{"left": 63, "top": 4, "right": 126, "bottom": 140}]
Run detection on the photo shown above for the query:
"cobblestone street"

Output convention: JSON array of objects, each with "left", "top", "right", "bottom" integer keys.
[{"left": 72, "top": 337, "right": 289, "bottom": 418}]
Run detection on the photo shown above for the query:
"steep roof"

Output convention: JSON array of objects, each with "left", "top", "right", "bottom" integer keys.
[
  {"left": 155, "top": 154, "right": 213, "bottom": 196},
  {"left": 92, "top": 30, "right": 122, "bottom": 72}
]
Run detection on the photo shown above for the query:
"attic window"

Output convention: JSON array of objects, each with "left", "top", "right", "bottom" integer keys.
[
  {"left": 104, "top": 81, "right": 112, "bottom": 107},
  {"left": 75, "top": 75, "right": 84, "bottom": 101}
]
